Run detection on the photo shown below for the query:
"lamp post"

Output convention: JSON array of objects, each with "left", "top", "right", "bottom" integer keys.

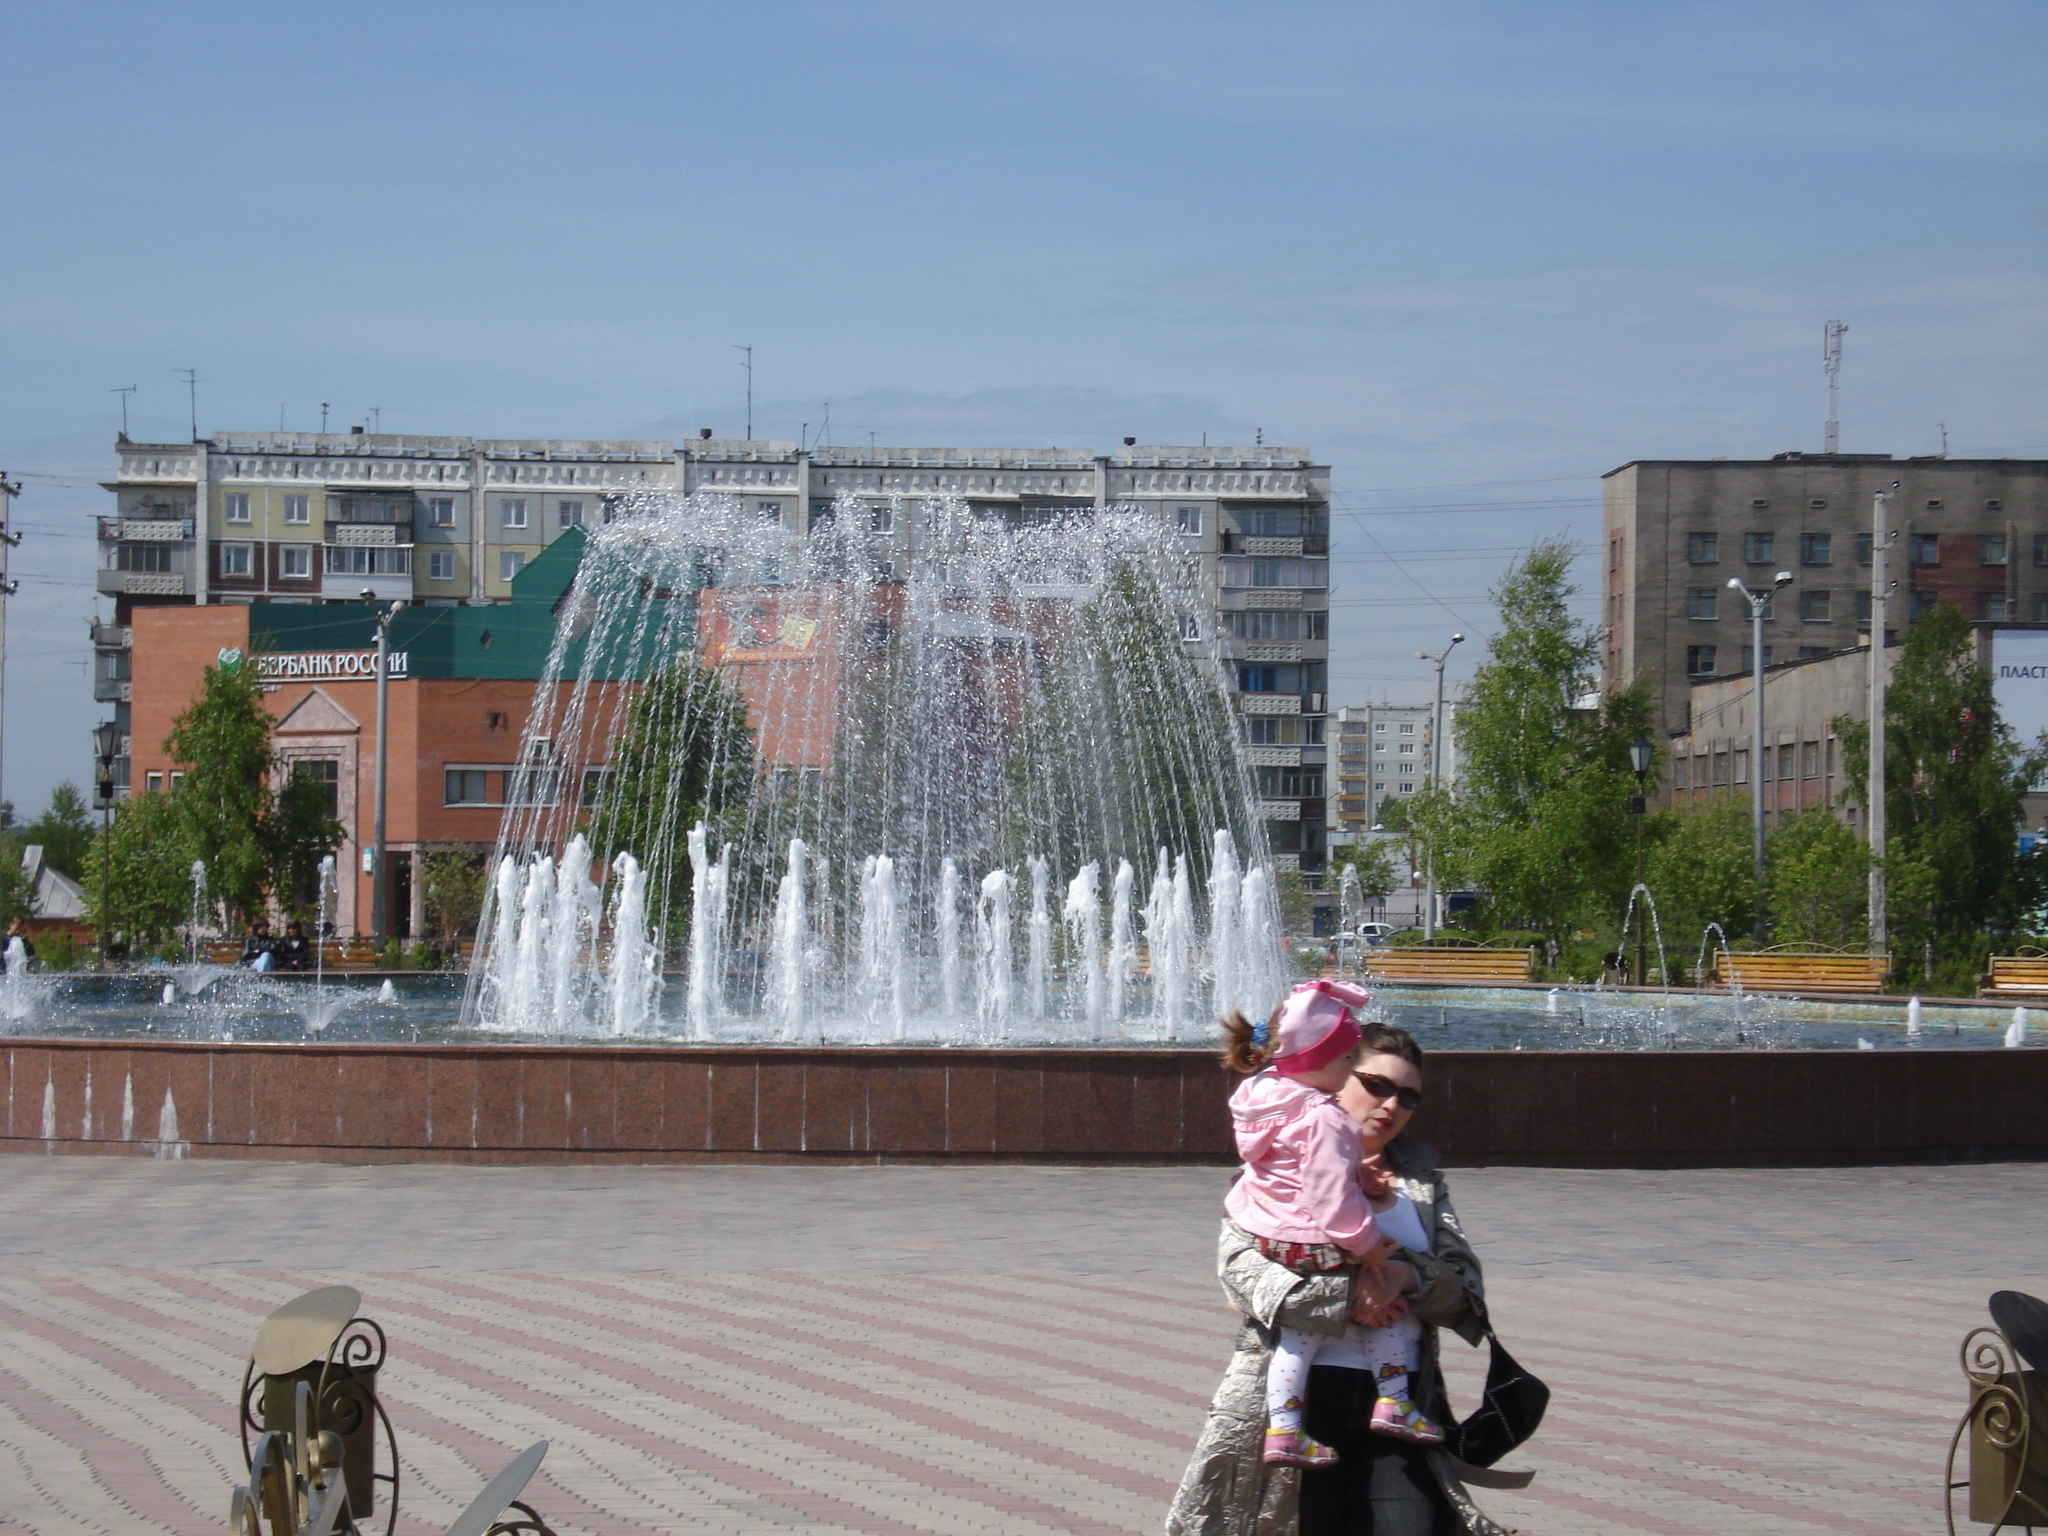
[
  {"left": 1868, "top": 483, "right": 1897, "bottom": 956},
  {"left": 1628, "top": 736, "right": 1652, "bottom": 984},
  {"left": 93, "top": 722, "right": 120, "bottom": 962},
  {"left": 363, "top": 592, "right": 406, "bottom": 942},
  {"left": 1416, "top": 632, "right": 1464, "bottom": 941},
  {"left": 1727, "top": 571, "right": 1794, "bottom": 942}
]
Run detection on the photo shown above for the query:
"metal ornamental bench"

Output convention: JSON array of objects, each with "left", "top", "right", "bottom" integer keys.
[
  {"left": 1708, "top": 949, "right": 1889, "bottom": 995},
  {"left": 1979, "top": 955, "right": 2048, "bottom": 998},
  {"left": 1363, "top": 946, "right": 1535, "bottom": 984}
]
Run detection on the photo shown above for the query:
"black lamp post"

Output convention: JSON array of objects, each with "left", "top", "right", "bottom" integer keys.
[
  {"left": 1628, "top": 737, "right": 1652, "bottom": 985},
  {"left": 92, "top": 722, "right": 120, "bottom": 963}
]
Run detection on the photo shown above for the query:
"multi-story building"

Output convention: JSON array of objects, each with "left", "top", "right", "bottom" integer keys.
[
  {"left": 1328, "top": 703, "right": 1444, "bottom": 842},
  {"left": 1601, "top": 453, "right": 2048, "bottom": 736},
  {"left": 97, "top": 433, "right": 1332, "bottom": 871}
]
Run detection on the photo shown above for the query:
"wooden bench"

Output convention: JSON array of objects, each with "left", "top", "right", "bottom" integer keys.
[
  {"left": 200, "top": 938, "right": 385, "bottom": 970},
  {"left": 1707, "top": 951, "right": 1889, "bottom": 995},
  {"left": 1362, "top": 947, "right": 1535, "bottom": 983},
  {"left": 1979, "top": 956, "right": 2048, "bottom": 998}
]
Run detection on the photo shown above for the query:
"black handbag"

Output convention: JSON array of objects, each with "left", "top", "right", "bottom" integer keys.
[{"left": 1444, "top": 1329, "right": 1549, "bottom": 1470}]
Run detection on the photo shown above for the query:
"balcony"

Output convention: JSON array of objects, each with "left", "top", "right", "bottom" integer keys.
[
  {"left": 91, "top": 623, "right": 132, "bottom": 649},
  {"left": 1238, "top": 693, "right": 1301, "bottom": 715},
  {"left": 322, "top": 570, "right": 411, "bottom": 603},
  {"left": 96, "top": 568, "right": 193, "bottom": 596},
  {"left": 93, "top": 678, "right": 132, "bottom": 704},
  {"left": 329, "top": 520, "right": 413, "bottom": 547},
  {"left": 1245, "top": 745, "right": 1303, "bottom": 767}
]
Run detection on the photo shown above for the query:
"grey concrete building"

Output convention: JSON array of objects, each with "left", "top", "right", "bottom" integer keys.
[
  {"left": 1601, "top": 453, "right": 2048, "bottom": 736},
  {"left": 95, "top": 433, "right": 1332, "bottom": 870}
]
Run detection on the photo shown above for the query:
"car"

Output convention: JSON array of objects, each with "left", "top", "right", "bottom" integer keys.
[{"left": 1349, "top": 922, "right": 1398, "bottom": 944}]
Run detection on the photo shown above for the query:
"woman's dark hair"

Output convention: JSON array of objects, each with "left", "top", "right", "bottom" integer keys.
[
  {"left": 1358, "top": 1019, "right": 1424, "bottom": 1070},
  {"left": 1219, "top": 1001, "right": 1286, "bottom": 1074}
]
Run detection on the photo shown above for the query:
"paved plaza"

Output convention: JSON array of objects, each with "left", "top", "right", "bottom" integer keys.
[{"left": 0, "top": 1158, "right": 2042, "bottom": 1535}]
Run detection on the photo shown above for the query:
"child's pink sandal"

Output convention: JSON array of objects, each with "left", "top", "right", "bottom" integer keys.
[
  {"left": 1368, "top": 1397, "right": 1444, "bottom": 1445},
  {"left": 1263, "top": 1428, "right": 1341, "bottom": 1467}
]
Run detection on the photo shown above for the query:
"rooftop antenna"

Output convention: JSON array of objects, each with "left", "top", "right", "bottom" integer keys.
[
  {"left": 1822, "top": 320, "right": 1847, "bottom": 454},
  {"left": 110, "top": 385, "right": 136, "bottom": 437},
  {"left": 1939, "top": 420, "right": 1949, "bottom": 457},
  {"left": 821, "top": 400, "right": 830, "bottom": 448},
  {"left": 735, "top": 345, "right": 753, "bottom": 439},
  {"left": 177, "top": 367, "right": 198, "bottom": 442},
  {"left": 368, "top": 406, "right": 381, "bottom": 433},
  {"left": 278, "top": 402, "right": 286, "bottom": 432},
  {"left": 320, "top": 402, "right": 330, "bottom": 433}
]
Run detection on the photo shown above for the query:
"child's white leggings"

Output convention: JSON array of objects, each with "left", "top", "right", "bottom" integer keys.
[{"left": 1267, "top": 1313, "right": 1425, "bottom": 1434}]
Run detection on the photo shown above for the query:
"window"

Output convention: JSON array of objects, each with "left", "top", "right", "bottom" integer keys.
[
  {"left": 1608, "top": 537, "right": 1622, "bottom": 572},
  {"left": 1743, "top": 531, "right": 1774, "bottom": 564},
  {"left": 1674, "top": 758, "right": 1688, "bottom": 791},
  {"left": 284, "top": 495, "right": 310, "bottom": 525},
  {"left": 507, "top": 762, "right": 560, "bottom": 806},
  {"left": 558, "top": 499, "right": 585, "bottom": 528},
  {"left": 1926, "top": 499, "right": 1944, "bottom": 511},
  {"left": 1687, "top": 533, "right": 1719, "bottom": 564},
  {"left": 1235, "top": 507, "right": 1323, "bottom": 538},
  {"left": 1857, "top": 533, "right": 1873, "bottom": 566},
  {"left": 2033, "top": 594, "right": 2048, "bottom": 622},
  {"left": 1981, "top": 534, "right": 2009, "bottom": 566},
  {"left": 1777, "top": 744, "right": 1795, "bottom": 782},
  {"left": 428, "top": 551, "right": 455, "bottom": 581},
  {"left": 1856, "top": 590, "right": 1872, "bottom": 621},
  {"left": 1980, "top": 593, "right": 2011, "bottom": 621},
  {"left": 1752, "top": 499, "right": 1770, "bottom": 510},
  {"left": 219, "top": 542, "right": 253, "bottom": 576},
  {"left": 443, "top": 768, "right": 495, "bottom": 806},
  {"left": 169, "top": 770, "right": 185, "bottom": 793},
  {"left": 2036, "top": 534, "right": 2048, "bottom": 568},
  {"left": 1803, "top": 741, "right": 1822, "bottom": 778},
  {"left": 1741, "top": 645, "right": 1773, "bottom": 672},
  {"left": 291, "top": 760, "right": 340, "bottom": 818},
  {"left": 114, "top": 543, "right": 174, "bottom": 573},
  {"left": 1175, "top": 506, "right": 1203, "bottom": 534},
  {"left": 1808, "top": 499, "right": 1828, "bottom": 511},
  {"left": 1374, "top": 723, "right": 1386, "bottom": 734},
  {"left": 579, "top": 768, "right": 612, "bottom": 808},
  {"left": 500, "top": 497, "right": 528, "bottom": 529},
  {"left": 325, "top": 546, "right": 411, "bottom": 575},
  {"left": 1799, "top": 590, "right": 1831, "bottom": 622},
  {"left": 868, "top": 502, "right": 892, "bottom": 533},
  {"left": 1238, "top": 666, "right": 1278, "bottom": 693},
  {"left": 1244, "top": 717, "right": 1281, "bottom": 745},
  {"left": 1910, "top": 533, "right": 1940, "bottom": 565},
  {"left": 752, "top": 500, "right": 784, "bottom": 523},
  {"left": 1987, "top": 499, "right": 2004, "bottom": 512},
  {"left": 1399, "top": 723, "right": 1415, "bottom": 735},
  {"left": 279, "top": 545, "right": 312, "bottom": 579},
  {"left": 223, "top": 493, "right": 250, "bottom": 523},
  {"left": 1256, "top": 767, "right": 1324, "bottom": 798},
  {"left": 1733, "top": 749, "right": 1749, "bottom": 785},
  {"left": 1911, "top": 590, "right": 1937, "bottom": 618},
  {"left": 1245, "top": 558, "right": 1327, "bottom": 589},
  {"left": 1397, "top": 781, "right": 1414, "bottom": 794},
  {"left": 145, "top": 772, "right": 163, "bottom": 795},
  {"left": 1801, "top": 533, "right": 1831, "bottom": 566},
  {"left": 1686, "top": 588, "right": 1717, "bottom": 620},
  {"left": 1398, "top": 742, "right": 1415, "bottom": 755},
  {"left": 1178, "top": 614, "right": 1200, "bottom": 640},
  {"left": 1799, "top": 645, "right": 1830, "bottom": 660},
  {"left": 500, "top": 551, "right": 525, "bottom": 583},
  {"left": 429, "top": 498, "right": 455, "bottom": 527},
  {"left": 1373, "top": 781, "right": 1385, "bottom": 792}
]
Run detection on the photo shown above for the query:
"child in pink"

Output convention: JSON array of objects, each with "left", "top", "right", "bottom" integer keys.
[{"left": 1222, "top": 978, "right": 1442, "bottom": 1468}]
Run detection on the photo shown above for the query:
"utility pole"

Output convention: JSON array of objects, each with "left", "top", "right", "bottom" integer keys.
[
  {"left": 1729, "top": 571, "right": 1795, "bottom": 941},
  {"left": 1823, "top": 321, "right": 1847, "bottom": 455},
  {"left": 364, "top": 592, "right": 406, "bottom": 940},
  {"left": 1869, "top": 483, "right": 1897, "bottom": 954},
  {"left": 178, "top": 368, "right": 199, "bottom": 442},
  {"left": 1417, "top": 632, "right": 1463, "bottom": 941},
  {"left": 0, "top": 472, "right": 19, "bottom": 821},
  {"left": 735, "top": 345, "right": 754, "bottom": 440}
]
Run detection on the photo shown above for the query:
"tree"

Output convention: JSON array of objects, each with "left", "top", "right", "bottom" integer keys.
[
  {"left": 420, "top": 849, "right": 488, "bottom": 944},
  {"left": 1837, "top": 602, "right": 2048, "bottom": 988},
  {"left": 1643, "top": 800, "right": 1754, "bottom": 968},
  {"left": 19, "top": 784, "right": 95, "bottom": 878},
  {"left": 162, "top": 649, "right": 344, "bottom": 924},
  {"left": 84, "top": 791, "right": 197, "bottom": 950},
  {"left": 1766, "top": 809, "right": 1869, "bottom": 949},
  {"left": 0, "top": 835, "right": 35, "bottom": 925},
  {"left": 583, "top": 655, "right": 755, "bottom": 934},
  {"left": 1414, "top": 539, "right": 1657, "bottom": 943},
  {"left": 1330, "top": 839, "right": 1400, "bottom": 906}
]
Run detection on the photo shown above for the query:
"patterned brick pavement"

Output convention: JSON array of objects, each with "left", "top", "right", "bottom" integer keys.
[{"left": 0, "top": 1160, "right": 2042, "bottom": 1534}]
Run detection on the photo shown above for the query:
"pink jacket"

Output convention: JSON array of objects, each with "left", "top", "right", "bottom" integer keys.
[{"left": 1222, "top": 1069, "right": 1381, "bottom": 1254}]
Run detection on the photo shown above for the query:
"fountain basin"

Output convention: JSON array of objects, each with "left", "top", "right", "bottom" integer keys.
[{"left": 4, "top": 1037, "right": 2043, "bottom": 1168}]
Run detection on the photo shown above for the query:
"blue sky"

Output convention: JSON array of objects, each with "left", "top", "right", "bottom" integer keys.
[{"left": 2, "top": 0, "right": 2043, "bottom": 813}]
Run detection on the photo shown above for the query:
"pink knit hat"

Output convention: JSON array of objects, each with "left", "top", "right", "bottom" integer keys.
[{"left": 1270, "top": 978, "right": 1372, "bottom": 1075}]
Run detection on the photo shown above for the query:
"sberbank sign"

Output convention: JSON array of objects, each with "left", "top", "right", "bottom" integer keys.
[{"left": 217, "top": 646, "right": 409, "bottom": 679}]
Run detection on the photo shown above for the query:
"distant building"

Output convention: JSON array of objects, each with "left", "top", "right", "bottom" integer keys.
[
  {"left": 1601, "top": 453, "right": 2048, "bottom": 737},
  {"left": 97, "top": 433, "right": 1331, "bottom": 873},
  {"left": 1327, "top": 701, "right": 1458, "bottom": 847}
]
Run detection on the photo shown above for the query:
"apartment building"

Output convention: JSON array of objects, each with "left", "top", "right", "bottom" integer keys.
[
  {"left": 1601, "top": 453, "right": 2048, "bottom": 735},
  {"left": 97, "top": 433, "right": 1332, "bottom": 870}
]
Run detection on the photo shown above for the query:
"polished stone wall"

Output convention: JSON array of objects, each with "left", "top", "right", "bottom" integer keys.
[{"left": 2, "top": 1040, "right": 2042, "bottom": 1167}]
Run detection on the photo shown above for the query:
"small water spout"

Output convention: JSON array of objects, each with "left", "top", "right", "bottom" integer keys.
[
  {"left": 858, "top": 854, "right": 908, "bottom": 1038},
  {"left": 1618, "top": 883, "right": 1669, "bottom": 989},
  {"left": 685, "top": 825, "right": 729, "bottom": 1038},
  {"left": 1107, "top": 859, "right": 1135, "bottom": 1025},
  {"left": 1546, "top": 988, "right": 1560, "bottom": 1015},
  {"left": 1207, "top": 831, "right": 1243, "bottom": 1020},
  {"left": 1025, "top": 856, "right": 1053, "bottom": 1022},
  {"left": 161, "top": 982, "right": 177, "bottom": 1007},
  {"left": 607, "top": 851, "right": 659, "bottom": 1036},
  {"left": 976, "top": 868, "right": 1015, "bottom": 1037},
  {"left": 765, "top": 839, "right": 810, "bottom": 1039},
  {"left": 378, "top": 979, "right": 396, "bottom": 1002},
  {"left": 1064, "top": 862, "right": 1105, "bottom": 1036},
  {"left": 1906, "top": 995, "right": 1923, "bottom": 1036},
  {"left": 936, "top": 858, "right": 963, "bottom": 1022},
  {"left": 2007, "top": 1007, "right": 2030, "bottom": 1049}
]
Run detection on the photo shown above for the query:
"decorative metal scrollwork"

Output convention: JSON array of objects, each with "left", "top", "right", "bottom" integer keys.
[{"left": 1947, "top": 1321, "right": 2048, "bottom": 1534}]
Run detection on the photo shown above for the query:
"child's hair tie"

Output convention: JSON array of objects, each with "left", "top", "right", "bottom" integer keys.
[{"left": 1251, "top": 1017, "right": 1270, "bottom": 1047}]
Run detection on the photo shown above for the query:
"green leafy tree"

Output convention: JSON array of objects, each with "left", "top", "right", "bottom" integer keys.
[
  {"left": 1837, "top": 602, "right": 2048, "bottom": 988},
  {"left": 1330, "top": 838, "right": 1400, "bottom": 906},
  {"left": 583, "top": 655, "right": 755, "bottom": 933},
  {"left": 19, "top": 784, "right": 95, "bottom": 878},
  {"left": 420, "top": 849, "right": 488, "bottom": 944},
  {"left": 1765, "top": 809, "right": 1870, "bottom": 949},
  {"left": 1414, "top": 540, "right": 1657, "bottom": 943},
  {"left": 0, "top": 834, "right": 36, "bottom": 924},
  {"left": 84, "top": 792, "right": 198, "bottom": 950},
  {"left": 1642, "top": 800, "right": 1755, "bottom": 969}
]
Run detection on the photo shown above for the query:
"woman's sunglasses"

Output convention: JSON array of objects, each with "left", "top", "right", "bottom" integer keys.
[{"left": 1354, "top": 1073, "right": 1423, "bottom": 1111}]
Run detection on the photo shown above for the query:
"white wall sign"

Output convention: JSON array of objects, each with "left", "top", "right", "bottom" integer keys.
[
  {"left": 1991, "top": 628, "right": 2048, "bottom": 783},
  {"left": 220, "top": 647, "right": 409, "bottom": 680}
]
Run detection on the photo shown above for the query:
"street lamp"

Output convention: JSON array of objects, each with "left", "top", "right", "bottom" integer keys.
[
  {"left": 1416, "top": 632, "right": 1464, "bottom": 942},
  {"left": 1628, "top": 736, "right": 1651, "bottom": 984},
  {"left": 1727, "top": 571, "right": 1794, "bottom": 942},
  {"left": 92, "top": 722, "right": 120, "bottom": 962},
  {"left": 363, "top": 591, "right": 406, "bottom": 942}
]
